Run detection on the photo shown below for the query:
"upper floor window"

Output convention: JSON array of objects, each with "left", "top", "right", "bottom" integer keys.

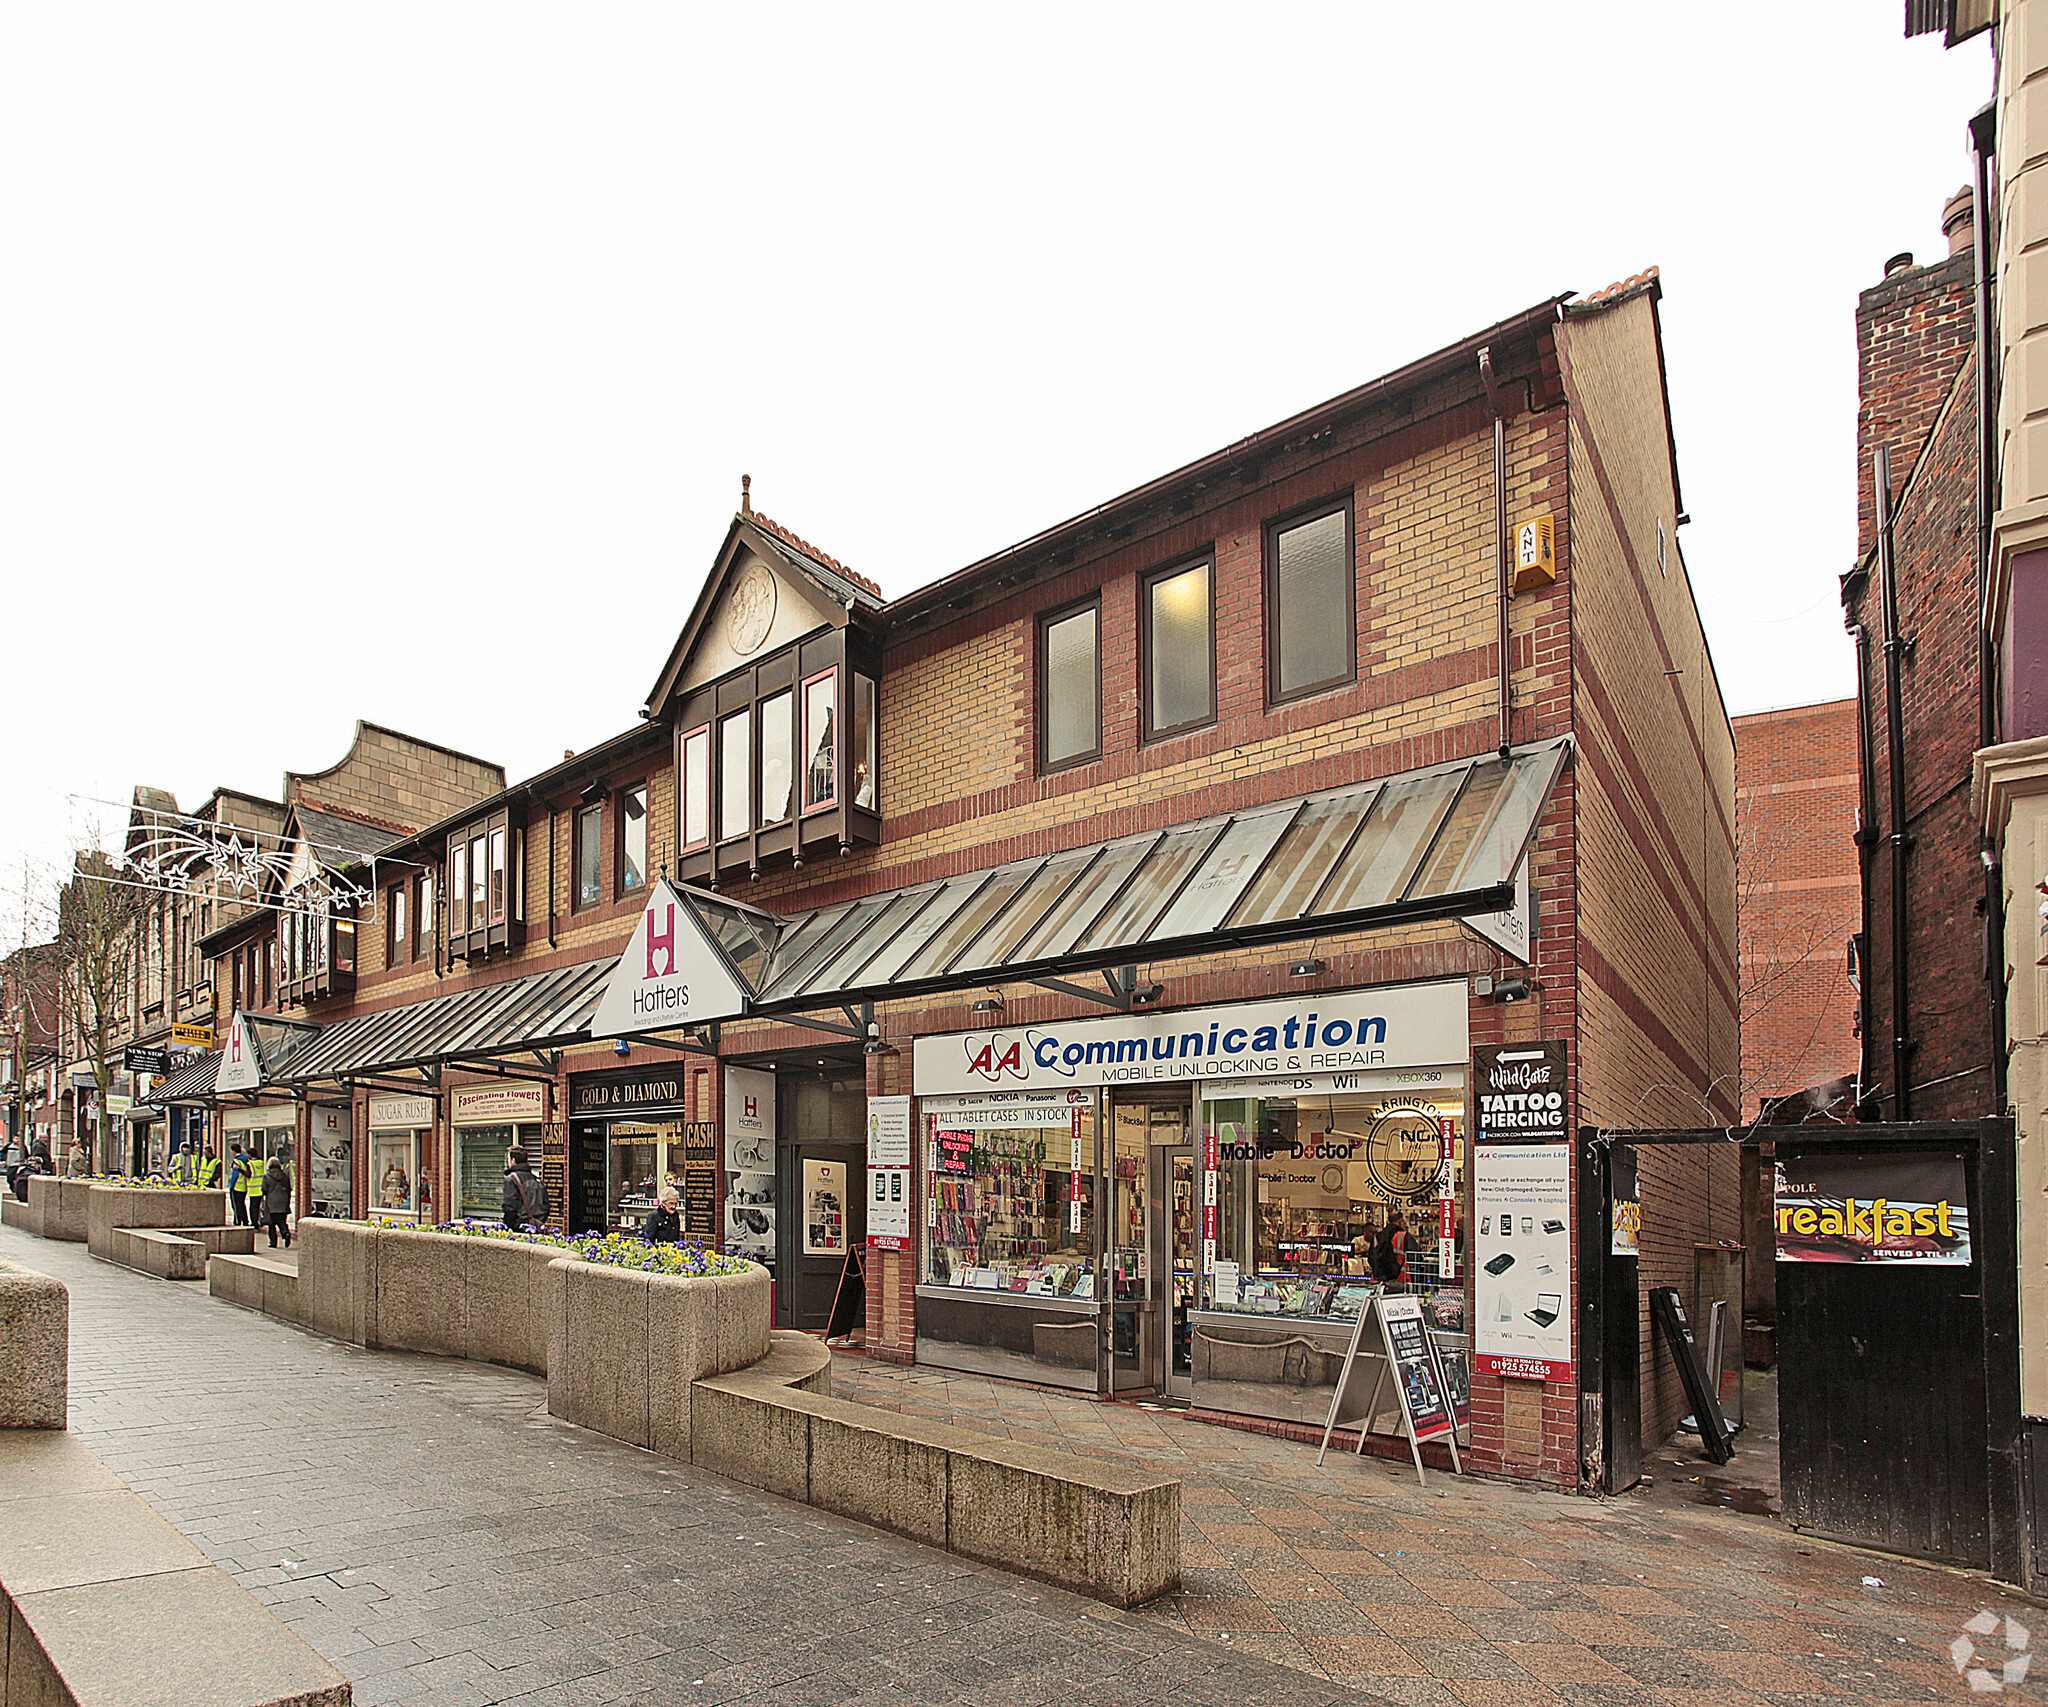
[
  {"left": 759, "top": 694, "right": 794, "bottom": 828},
  {"left": 681, "top": 727, "right": 711, "bottom": 852},
  {"left": 1143, "top": 558, "right": 1214, "bottom": 739},
  {"left": 1266, "top": 500, "right": 1354, "bottom": 702},
  {"left": 719, "top": 711, "right": 750, "bottom": 842},
  {"left": 449, "top": 839, "right": 471, "bottom": 936},
  {"left": 576, "top": 802, "right": 604, "bottom": 909},
  {"left": 416, "top": 873, "right": 434, "bottom": 959},
  {"left": 1039, "top": 599, "right": 1100, "bottom": 771},
  {"left": 620, "top": 784, "right": 648, "bottom": 892},
  {"left": 448, "top": 808, "right": 521, "bottom": 950},
  {"left": 387, "top": 883, "right": 407, "bottom": 968}
]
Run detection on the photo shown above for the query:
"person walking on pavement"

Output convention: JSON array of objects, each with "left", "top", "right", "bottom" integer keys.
[
  {"left": 262, "top": 1146, "right": 293, "bottom": 1248},
  {"left": 242, "top": 1147, "right": 266, "bottom": 1228},
  {"left": 502, "top": 1146, "right": 547, "bottom": 1232}
]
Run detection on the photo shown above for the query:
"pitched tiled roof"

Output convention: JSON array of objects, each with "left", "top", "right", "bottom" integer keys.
[
  {"left": 1566, "top": 266, "right": 1660, "bottom": 316},
  {"left": 746, "top": 507, "right": 885, "bottom": 604},
  {"left": 294, "top": 805, "right": 400, "bottom": 871}
]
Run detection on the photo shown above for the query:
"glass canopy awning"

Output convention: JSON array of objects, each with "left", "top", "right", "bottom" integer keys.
[{"left": 684, "top": 735, "right": 1570, "bottom": 1017}]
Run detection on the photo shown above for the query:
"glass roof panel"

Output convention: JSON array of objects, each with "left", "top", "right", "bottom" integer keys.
[
  {"left": 1407, "top": 761, "right": 1513, "bottom": 899},
  {"left": 761, "top": 899, "right": 890, "bottom": 998},
  {"left": 858, "top": 874, "right": 995, "bottom": 985},
  {"left": 755, "top": 900, "right": 857, "bottom": 988},
  {"left": 790, "top": 885, "right": 945, "bottom": 997},
  {"left": 1069, "top": 821, "right": 1227, "bottom": 954},
  {"left": 1420, "top": 743, "right": 1564, "bottom": 898},
  {"left": 894, "top": 861, "right": 1043, "bottom": 983},
  {"left": 950, "top": 846, "right": 1102, "bottom": 976},
  {"left": 1146, "top": 807, "right": 1298, "bottom": 941},
  {"left": 686, "top": 893, "right": 780, "bottom": 992},
  {"left": 1311, "top": 766, "right": 1466, "bottom": 915},
  {"left": 1225, "top": 791, "right": 1379, "bottom": 928},
  {"left": 1009, "top": 836, "right": 1157, "bottom": 964}
]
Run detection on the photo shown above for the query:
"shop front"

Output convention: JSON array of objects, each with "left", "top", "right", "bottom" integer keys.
[
  {"left": 910, "top": 981, "right": 1471, "bottom": 1419},
  {"left": 367, "top": 1094, "right": 436, "bottom": 1222},
  {"left": 450, "top": 1084, "right": 547, "bottom": 1223},
  {"left": 224, "top": 1104, "right": 298, "bottom": 1181},
  {"left": 568, "top": 1067, "right": 717, "bottom": 1238}
]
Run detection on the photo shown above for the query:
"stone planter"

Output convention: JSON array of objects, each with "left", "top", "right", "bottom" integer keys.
[
  {"left": 547, "top": 1258, "right": 770, "bottom": 1453},
  {"left": 0, "top": 1258, "right": 67, "bottom": 1428},
  {"left": 84, "top": 1184, "right": 230, "bottom": 1260},
  {"left": 24, "top": 1177, "right": 91, "bottom": 1242}
]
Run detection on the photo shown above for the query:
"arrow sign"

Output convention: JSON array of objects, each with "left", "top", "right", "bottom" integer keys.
[{"left": 587, "top": 878, "right": 751, "bottom": 1039}]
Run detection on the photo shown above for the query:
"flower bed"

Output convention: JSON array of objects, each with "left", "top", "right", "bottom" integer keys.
[
  {"left": 76, "top": 1174, "right": 215, "bottom": 1190},
  {"left": 429, "top": 1219, "right": 755, "bottom": 1279}
]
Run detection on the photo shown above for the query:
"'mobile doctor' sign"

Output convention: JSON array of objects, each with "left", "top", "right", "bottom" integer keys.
[
  {"left": 588, "top": 878, "right": 750, "bottom": 1038},
  {"left": 914, "top": 980, "right": 1468, "bottom": 1096}
]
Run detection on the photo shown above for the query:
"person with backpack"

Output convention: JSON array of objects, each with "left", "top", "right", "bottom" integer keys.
[
  {"left": 1371, "top": 1210, "right": 1409, "bottom": 1288},
  {"left": 262, "top": 1146, "right": 294, "bottom": 1249},
  {"left": 502, "top": 1146, "right": 548, "bottom": 1231}
]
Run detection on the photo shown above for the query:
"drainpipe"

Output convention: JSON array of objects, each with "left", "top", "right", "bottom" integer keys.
[
  {"left": 1849, "top": 620, "right": 1879, "bottom": 1111},
  {"left": 1480, "top": 347, "right": 1511, "bottom": 759},
  {"left": 1876, "top": 445, "right": 1913, "bottom": 1118}
]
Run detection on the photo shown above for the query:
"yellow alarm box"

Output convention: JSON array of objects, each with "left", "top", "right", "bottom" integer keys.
[{"left": 1514, "top": 514, "right": 1556, "bottom": 591}]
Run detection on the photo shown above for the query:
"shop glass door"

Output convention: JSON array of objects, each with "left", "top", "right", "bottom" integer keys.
[
  {"left": 1149, "top": 1143, "right": 1196, "bottom": 1401},
  {"left": 1109, "top": 1096, "right": 1188, "bottom": 1395}
]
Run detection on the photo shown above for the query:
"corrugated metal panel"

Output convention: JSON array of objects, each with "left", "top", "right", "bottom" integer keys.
[{"left": 1905, "top": 0, "right": 1949, "bottom": 36}]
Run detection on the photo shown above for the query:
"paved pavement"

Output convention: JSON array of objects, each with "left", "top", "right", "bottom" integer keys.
[
  {"left": 833, "top": 1360, "right": 2039, "bottom": 1705},
  {"left": 7, "top": 1224, "right": 1375, "bottom": 1707},
  {"left": 9, "top": 1221, "right": 2039, "bottom": 1707}
]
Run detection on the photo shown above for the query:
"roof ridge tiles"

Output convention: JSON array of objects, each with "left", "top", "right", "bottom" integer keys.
[
  {"left": 1570, "top": 265, "right": 1661, "bottom": 313},
  {"left": 745, "top": 507, "right": 884, "bottom": 599}
]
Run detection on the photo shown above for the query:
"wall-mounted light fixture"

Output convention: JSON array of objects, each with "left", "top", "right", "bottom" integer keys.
[
  {"left": 1491, "top": 976, "right": 1536, "bottom": 1004},
  {"left": 579, "top": 781, "right": 605, "bottom": 808},
  {"left": 1289, "top": 958, "right": 1325, "bottom": 978},
  {"left": 1129, "top": 984, "right": 1166, "bottom": 1007},
  {"left": 970, "top": 996, "right": 1004, "bottom": 1015}
]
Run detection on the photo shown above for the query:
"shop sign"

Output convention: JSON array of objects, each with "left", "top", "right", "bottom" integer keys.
[
  {"left": 450, "top": 1084, "right": 546, "bottom": 1124},
  {"left": 171, "top": 1022, "right": 214, "bottom": 1050},
  {"left": 1471, "top": 1041, "right": 1568, "bottom": 1143},
  {"left": 369, "top": 1095, "right": 436, "bottom": 1129},
  {"left": 934, "top": 1129, "right": 975, "bottom": 1174},
  {"left": 1774, "top": 1151, "right": 1971, "bottom": 1265},
  {"left": 216, "top": 1013, "right": 262, "bottom": 1093},
  {"left": 1461, "top": 855, "right": 1536, "bottom": 965},
  {"left": 1472, "top": 1141, "right": 1573, "bottom": 1382},
  {"left": 123, "top": 1045, "right": 170, "bottom": 1078},
  {"left": 587, "top": 877, "right": 751, "bottom": 1038},
  {"left": 570, "top": 1075, "right": 685, "bottom": 1114},
  {"left": 913, "top": 981, "right": 1469, "bottom": 1097},
  {"left": 866, "top": 1095, "right": 912, "bottom": 1250},
  {"left": 682, "top": 1121, "right": 718, "bottom": 1242}
]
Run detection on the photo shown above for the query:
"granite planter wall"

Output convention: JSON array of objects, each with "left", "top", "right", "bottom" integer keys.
[
  {"left": 84, "top": 1185, "right": 231, "bottom": 1259},
  {"left": 0, "top": 1257, "right": 68, "bottom": 1429},
  {"left": 23, "top": 1177, "right": 92, "bottom": 1242}
]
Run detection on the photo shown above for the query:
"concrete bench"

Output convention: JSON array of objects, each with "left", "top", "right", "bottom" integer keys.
[
  {"left": 84, "top": 1184, "right": 232, "bottom": 1261},
  {"left": 105, "top": 1224, "right": 256, "bottom": 1281},
  {"left": 0, "top": 1430, "right": 349, "bottom": 1706},
  {"left": 209, "top": 1252, "right": 300, "bottom": 1322},
  {"left": 0, "top": 1258, "right": 66, "bottom": 1429},
  {"left": 693, "top": 1334, "right": 1180, "bottom": 1607}
]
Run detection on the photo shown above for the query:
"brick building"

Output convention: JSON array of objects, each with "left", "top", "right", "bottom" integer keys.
[
  {"left": 1733, "top": 698, "right": 1860, "bottom": 1122},
  {"left": 144, "top": 270, "right": 1736, "bottom": 1497}
]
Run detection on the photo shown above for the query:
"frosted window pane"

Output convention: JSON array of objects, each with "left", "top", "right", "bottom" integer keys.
[
  {"left": 683, "top": 729, "right": 710, "bottom": 848},
  {"left": 1148, "top": 564, "right": 1212, "bottom": 732},
  {"left": 1274, "top": 510, "right": 1350, "bottom": 695},
  {"left": 720, "top": 712, "right": 750, "bottom": 841},
  {"left": 1043, "top": 607, "right": 1098, "bottom": 765}
]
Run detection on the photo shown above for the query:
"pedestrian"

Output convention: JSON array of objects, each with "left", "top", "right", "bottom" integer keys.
[
  {"left": 241, "top": 1146, "right": 266, "bottom": 1228},
  {"left": 197, "top": 1146, "right": 221, "bottom": 1190},
  {"left": 1371, "top": 1210, "right": 1409, "bottom": 1288},
  {"left": 261, "top": 1146, "right": 292, "bottom": 1249},
  {"left": 643, "top": 1186, "right": 682, "bottom": 1244},
  {"left": 65, "top": 1144, "right": 90, "bottom": 1178},
  {"left": 226, "top": 1146, "right": 251, "bottom": 1225},
  {"left": 29, "top": 1134, "right": 52, "bottom": 1175},
  {"left": 171, "top": 1142, "right": 196, "bottom": 1186},
  {"left": 502, "top": 1147, "right": 548, "bottom": 1232}
]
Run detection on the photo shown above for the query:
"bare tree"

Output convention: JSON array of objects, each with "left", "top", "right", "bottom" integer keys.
[{"left": 56, "top": 849, "right": 139, "bottom": 1171}]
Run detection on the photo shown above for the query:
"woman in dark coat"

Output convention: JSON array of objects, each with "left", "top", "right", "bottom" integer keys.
[
  {"left": 643, "top": 1186, "right": 682, "bottom": 1244},
  {"left": 262, "top": 1148, "right": 294, "bottom": 1250}
]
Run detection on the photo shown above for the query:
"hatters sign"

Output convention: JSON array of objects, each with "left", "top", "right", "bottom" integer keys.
[{"left": 588, "top": 878, "right": 750, "bottom": 1038}]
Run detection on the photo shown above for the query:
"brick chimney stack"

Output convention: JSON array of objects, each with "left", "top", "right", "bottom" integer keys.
[{"left": 1944, "top": 185, "right": 1976, "bottom": 258}]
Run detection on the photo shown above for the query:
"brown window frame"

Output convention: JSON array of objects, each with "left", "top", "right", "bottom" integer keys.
[
  {"left": 1263, "top": 495, "right": 1357, "bottom": 706},
  {"left": 387, "top": 883, "right": 406, "bottom": 969},
  {"left": 618, "top": 781, "right": 649, "bottom": 895},
  {"left": 414, "top": 872, "right": 434, "bottom": 961},
  {"left": 574, "top": 800, "right": 605, "bottom": 912},
  {"left": 679, "top": 724, "right": 712, "bottom": 852},
  {"left": 1037, "top": 594, "right": 1103, "bottom": 774},
  {"left": 1139, "top": 554, "right": 1217, "bottom": 742}
]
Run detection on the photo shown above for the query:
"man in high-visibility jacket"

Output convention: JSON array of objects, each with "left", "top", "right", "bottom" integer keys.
[
  {"left": 242, "top": 1148, "right": 266, "bottom": 1227},
  {"left": 198, "top": 1149, "right": 221, "bottom": 1189},
  {"left": 170, "top": 1143, "right": 197, "bottom": 1186},
  {"left": 227, "top": 1147, "right": 252, "bottom": 1226}
]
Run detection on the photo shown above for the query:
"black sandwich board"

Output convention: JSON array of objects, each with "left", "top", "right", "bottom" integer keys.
[{"left": 1648, "top": 1286, "right": 1734, "bottom": 1465}]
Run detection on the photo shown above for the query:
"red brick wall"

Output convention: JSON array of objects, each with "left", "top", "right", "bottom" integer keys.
[{"left": 1733, "top": 699, "right": 1860, "bottom": 1119}]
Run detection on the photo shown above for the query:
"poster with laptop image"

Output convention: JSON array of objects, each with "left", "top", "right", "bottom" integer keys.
[
  {"left": 1774, "top": 1151, "right": 1971, "bottom": 1265},
  {"left": 1473, "top": 1141, "right": 1573, "bottom": 1380}
]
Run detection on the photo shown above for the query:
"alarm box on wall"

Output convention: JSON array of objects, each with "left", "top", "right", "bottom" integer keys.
[{"left": 1514, "top": 514, "right": 1556, "bottom": 591}]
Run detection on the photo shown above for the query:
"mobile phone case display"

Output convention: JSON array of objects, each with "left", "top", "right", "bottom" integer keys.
[
  {"left": 724, "top": 1066, "right": 776, "bottom": 1262},
  {"left": 924, "top": 1100, "right": 1095, "bottom": 1297},
  {"left": 1472, "top": 1141, "right": 1573, "bottom": 1380}
]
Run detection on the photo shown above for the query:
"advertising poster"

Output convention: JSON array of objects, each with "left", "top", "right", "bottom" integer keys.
[
  {"left": 1471, "top": 1041, "right": 1568, "bottom": 1145},
  {"left": 682, "top": 1121, "right": 719, "bottom": 1242},
  {"left": 802, "top": 1157, "right": 848, "bottom": 1256},
  {"left": 1473, "top": 1141, "right": 1572, "bottom": 1381},
  {"left": 723, "top": 1066, "right": 776, "bottom": 1260},
  {"left": 1775, "top": 1151, "right": 1971, "bottom": 1265},
  {"left": 1609, "top": 1146, "right": 1641, "bottom": 1258},
  {"left": 866, "top": 1095, "right": 912, "bottom": 1250},
  {"left": 1376, "top": 1293, "right": 1455, "bottom": 1440},
  {"left": 309, "top": 1109, "right": 351, "bottom": 1219}
]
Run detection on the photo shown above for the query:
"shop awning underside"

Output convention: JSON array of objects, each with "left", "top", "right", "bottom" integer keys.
[
  {"left": 687, "top": 735, "right": 1571, "bottom": 1015},
  {"left": 280, "top": 956, "right": 614, "bottom": 1087},
  {"left": 143, "top": 1051, "right": 219, "bottom": 1107}
]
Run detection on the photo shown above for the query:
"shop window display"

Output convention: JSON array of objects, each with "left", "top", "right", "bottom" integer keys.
[
  {"left": 1200, "top": 1087, "right": 1464, "bottom": 1331},
  {"left": 609, "top": 1119, "right": 685, "bottom": 1230},
  {"left": 924, "top": 1096, "right": 1096, "bottom": 1298},
  {"left": 458, "top": 1122, "right": 543, "bottom": 1220},
  {"left": 372, "top": 1131, "right": 418, "bottom": 1216}
]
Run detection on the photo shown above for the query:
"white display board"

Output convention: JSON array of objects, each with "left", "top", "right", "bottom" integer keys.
[
  {"left": 1472, "top": 1141, "right": 1572, "bottom": 1381},
  {"left": 723, "top": 1066, "right": 777, "bottom": 1258},
  {"left": 866, "top": 1095, "right": 912, "bottom": 1250}
]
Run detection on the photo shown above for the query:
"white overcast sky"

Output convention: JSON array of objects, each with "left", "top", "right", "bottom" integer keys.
[{"left": 0, "top": 5, "right": 1993, "bottom": 944}]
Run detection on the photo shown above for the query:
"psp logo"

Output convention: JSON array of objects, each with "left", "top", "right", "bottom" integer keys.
[{"left": 1951, "top": 1610, "right": 2031, "bottom": 1693}]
